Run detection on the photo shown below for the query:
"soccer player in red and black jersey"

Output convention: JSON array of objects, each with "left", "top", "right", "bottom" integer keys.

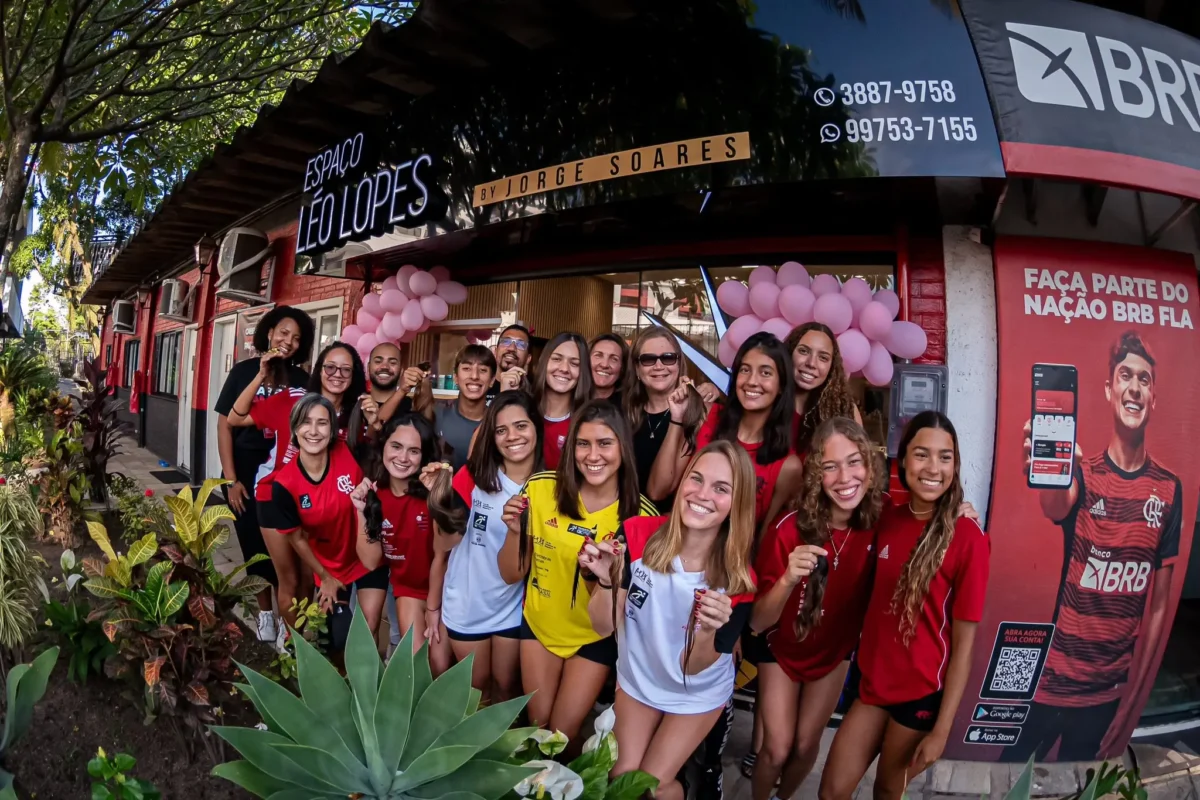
[{"left": 1012, "top": 332, "right": 1182, "bottom": 761}]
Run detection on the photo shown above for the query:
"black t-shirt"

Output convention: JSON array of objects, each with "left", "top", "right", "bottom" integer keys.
[
  {"left": 214, "top": 358, "right": 310, "bottom": 452},
  {"left": 632, "top": 408, "right": 672, "bottom": 496}
]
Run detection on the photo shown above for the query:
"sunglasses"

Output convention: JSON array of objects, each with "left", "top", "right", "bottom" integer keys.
[
  {"left": 322, "top": 363, "right": 354, "bottom": 378},
  {"left": 499, "top": 337, "right": 529, "bottom": 350},
  {"left": 637, "top": 352, "right": 680, "bottom": 367}
]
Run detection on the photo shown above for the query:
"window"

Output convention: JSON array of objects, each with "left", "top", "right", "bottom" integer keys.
[
  {"left": 105, "top": 344, "right": 113, "bottom": 367},
  {"left": 123, "top": 340, "right": 140, "bottom": 388},
  {"left": 153, "top": 332, "right": 182, "bottom": 395}
]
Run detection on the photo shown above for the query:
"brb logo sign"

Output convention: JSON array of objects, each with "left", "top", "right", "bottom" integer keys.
[{"left": 1005, "top": 21, "right": 1200, "bottom": 129}]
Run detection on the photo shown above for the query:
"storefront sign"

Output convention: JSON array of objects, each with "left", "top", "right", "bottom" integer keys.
[
  {"left": 472, "top": 133, "right": 751, "bottom": 208},
  {"left": 295, "top": 131, "right": 444, "bottom": 257},
  {"left": 961, "top": 0, "right": 1200, "bottom": 201},
  {"left": 945, "top": 237, "right": 1200, "bottom": 763}
]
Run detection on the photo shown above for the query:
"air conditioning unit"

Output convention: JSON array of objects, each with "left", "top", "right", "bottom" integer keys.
[
  {"left": 159, "top": 278, "right": 194, "bottom": 322},
  {"left": 112, "top": 299, "right": 137, "bottom": 334},
  {"left": 296, "top": 241, "right": 371, "bottom": 278},
  {"left": 215, "top": 227, "right": 272, "bottom": 305}
]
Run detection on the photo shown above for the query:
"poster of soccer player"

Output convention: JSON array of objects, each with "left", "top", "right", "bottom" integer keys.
[{"left": 945, "top": 236, "right": 1200, "bottom": 763}]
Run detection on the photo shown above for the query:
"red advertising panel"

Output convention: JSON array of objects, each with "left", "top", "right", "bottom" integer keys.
[{"left": 945, "top": 237, "right": 1199, "bottom": 763}]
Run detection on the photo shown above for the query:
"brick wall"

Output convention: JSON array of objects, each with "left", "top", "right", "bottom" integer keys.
[{"left": 908, "top": 234, "right": 947, "bottom": 365}]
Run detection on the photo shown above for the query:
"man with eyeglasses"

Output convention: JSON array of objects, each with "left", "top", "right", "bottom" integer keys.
[{"left": 487, "top": 324, "right": 533, "bottom": 402}]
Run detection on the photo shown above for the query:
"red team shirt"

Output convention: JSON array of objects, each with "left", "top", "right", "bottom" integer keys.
[
  {"left": 696, "top": 407, "right": 789, "bottom": 523},
  {"left": 375, "top": 489, "right": 435, "bottom": 600},
  {"left": 543, "top": 415, "right": 571, "bottom": 470},
  {"left": 857, "top": 504, "right": 990, "bottom": 706},
  {"left": 249, "top": 388, "right": 305, "bottom": 502},
  {"left": 1038, "top": 452, "right": 1181, "bottom": 707},
  {"left": 267, "top": 442, "right": 368, "bottom": 586},
  {"left": 756, "top": 509, "right": 877, "bottom": 682}
]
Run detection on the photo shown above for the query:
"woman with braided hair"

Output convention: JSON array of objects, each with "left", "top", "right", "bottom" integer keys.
[{"left": 819, "top": 411, "right": 990, "bottom": 800}]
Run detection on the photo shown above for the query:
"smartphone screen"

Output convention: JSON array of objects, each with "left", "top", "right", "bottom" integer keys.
[{"left": 1029, "top": 363, "right": 1078, "bottom": 489}]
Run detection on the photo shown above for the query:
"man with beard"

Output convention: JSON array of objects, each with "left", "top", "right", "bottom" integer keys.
[
  {"left": 487, "top": 324, "right": 532, "bottom": 401},
  {"left": 350, "top": 342, "right": 426, "bottom": 458}
]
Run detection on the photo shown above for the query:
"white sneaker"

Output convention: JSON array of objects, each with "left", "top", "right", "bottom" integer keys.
[
  {"left": 256, "top": 611, "right": 278, "bottom": 643},
  {"left": 275, "top": 624, "right": 290, "bottom": 654}
]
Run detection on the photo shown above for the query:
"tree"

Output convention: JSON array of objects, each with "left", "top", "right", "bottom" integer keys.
[{"left": 0, "top": 0, "right": 415, "bottom": 290}]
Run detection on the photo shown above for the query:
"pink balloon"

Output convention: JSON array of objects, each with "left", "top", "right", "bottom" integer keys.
[
  {"left": 356, "top": 308, "right": 380, "bottom": 332},
  {"left": 812, "top": 292, "right": 853, "bottom": 334},
  {"left": 885, "top": 321, "right": 928, "bottom": 360},
  {"left": 776, "top": 261, "right": 811, "bottom": 288},
  {"left": 340, "top": 324, "right": 364, "bottom": 347},
  {"left": 361, "top": 292, "right": 382, "bottom": 317},
  {"left": 400, "top": 329, "right": 418, "bottom": 343},
  {"left": 718, "top": 338, "right": 737, "bottom": 368},
  {"left": 429, "top": 265, "right": 451, "bottom": 282},
  {"left": 435, "top": 280, "right": 468, "bottom": 305},
  {"left": 837, "top": 329, "right": 871, "bottom": 374},
  {"left": 748, "top": 282, "right": 781, "bottom": 320},
  {"left": 417, "top": 317, "right": 430, "bottom": 333},
  {"left": 840, "top": 278, "right": 874, "bottom": 314},
  {"left": 400, "top": 298, "right": 425, "bottom": 331},
  {"left": 380, "top": 311, "right": 406, "bottom": 340},
  {"left": 810, "top": 274, "right": 841, "bottom": 297},
  {"left": 778, "top": 285, "right": 816, "bottom": 326},
  {"left": 356, "top": 331, "right": 380, "bottom": 356},
  {"left": 420, "top": 294, "right": 449, "bottom": 322},
  {"left": 379, "top": 288, "right": 408, "bottom": 313},
  {"left": 409, "top": 271, "right": 437, "bottom": 297},
  {"left": 381, "top": 275, "right": 399, "bottom": 293},
  {"left": 465, "top": 333, "right": 479, "bottom": 345},
  {"left": 762, "top": 317, "right": 793, "bottom": 341},
  {"left": 725, "top": 315, "right": 763, "bottom": 349},
  {"left": 873, "top": 288, "right": 900, "bottom": 319},
  {"left": 863, "top": 342, "right": 895, "bottom": 387},
  {"left": 858, "top": 301, "right": 892, "bottom": 341},
  {"left": 716, "top": 280, "right": 751, "bottom": 317},
  {"left": 748, "top": 266, "right": 777, "bottom": 287},
  {"left": 397, "top": 265, "right": 418, "bottom": 294}
]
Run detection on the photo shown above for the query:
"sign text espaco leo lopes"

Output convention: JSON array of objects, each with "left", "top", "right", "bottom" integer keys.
[{"left": 472, "top": 132, "right": 751, "bottom": 207}]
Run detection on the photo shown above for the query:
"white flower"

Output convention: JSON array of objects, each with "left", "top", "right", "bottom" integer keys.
[
  {"left": 530, "top": 729, "right": 569, "bottom": 757},
  {"left": 514, "top": 760, "right": 584, "bottom": 800},
  {"left": 582, "top": 704, "right": 618, "bottom": 760},
  {"left": 60, "top": 550, "right": 76, "bottom": 572}
]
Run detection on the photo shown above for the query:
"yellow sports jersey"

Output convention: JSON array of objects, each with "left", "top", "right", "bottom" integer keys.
[{"left": 521, "top": 472, "right": 657, "bottom": 658}]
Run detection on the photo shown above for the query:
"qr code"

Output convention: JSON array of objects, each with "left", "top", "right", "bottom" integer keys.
[{"left": 990, "top": 647, "right": 1041, "bottom": 693}]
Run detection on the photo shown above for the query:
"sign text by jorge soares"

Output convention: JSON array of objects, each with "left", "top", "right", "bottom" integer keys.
[{"left": 472, "top": 132, "right": 751, "bottom": 207}]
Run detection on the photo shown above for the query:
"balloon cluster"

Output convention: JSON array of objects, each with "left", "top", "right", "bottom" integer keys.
[
  {"left": 715, "top": 262, "right": 927, "bottom": 387},
  {"left": 339, "top": 265, "right": 469, "bottom": 360}
]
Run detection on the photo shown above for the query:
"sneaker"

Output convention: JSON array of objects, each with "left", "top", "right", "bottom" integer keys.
[
  {"left": 275, "top": 623, "right": 290, "bottom": 654},
  {"left": 256, "top": 611, "right": 278, "bottom": 643},
  {"left": 695, "top": 766, "right": 722, "bottom": 800}
]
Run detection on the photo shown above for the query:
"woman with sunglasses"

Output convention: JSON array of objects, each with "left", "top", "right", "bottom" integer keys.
[
  {"left": 532, "top": 332, "right": 592, "bottom": 471},
  {"left": 228, "top": 342, "right": 366, "bottom": 629}
]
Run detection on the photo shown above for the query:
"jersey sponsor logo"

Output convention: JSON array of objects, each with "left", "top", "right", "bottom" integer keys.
[
  {"left": 300, "top": 494, "right": 312, "bottom": 509},
  {"left": 336, "top": 474, "right": 354, "bottom": 494},
  {"left": 382, "top": 519, "right": 393, "bottom": 530},
  {"left": 1081, "top": 556, "right": 1151, "bottom": 593},
  {"left": 557, "top": 434, "right": 566, "bottom": 450},
  {"left": 879, "top": 545, "right": 889, "bottom": 560},
  {"left": 627, "top": 583, "right": 649, "bottom": 609},
  {"left": 632, "top": 564, "right": 654, "bottom": 587},
  {"left": 472, "top": 513, "right": 488, "bottom": 531},
  {"left": 545, "top": 517, "right": 558, "bottom": 528},
  {"left": 1144, "top": 493, "right": 1165, "bottom": 529},
  {"left": 1089, "top": 498, "right": 1106, "bottom": 517},
  {"left": 567, "top": 523, "right": 596, "bottom": 538}
]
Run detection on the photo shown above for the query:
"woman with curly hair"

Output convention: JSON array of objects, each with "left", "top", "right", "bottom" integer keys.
[
  {"left": 819, "top": 411, "right": 990, "bottom": 800},
  {"left": 784, "top": 322, "right": 862, "bottom": 456},
  {"left": 750, "top": 417, "right": 884, "bottom": 800}
]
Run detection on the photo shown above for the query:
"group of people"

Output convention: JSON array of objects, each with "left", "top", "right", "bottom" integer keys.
[{"left": 214, "top": 305, "right": 990, "bottom": 800}]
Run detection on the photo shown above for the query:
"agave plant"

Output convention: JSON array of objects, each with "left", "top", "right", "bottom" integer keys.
[
  {"left": 0, "top": 646, "right": 60, "bottom": 799},
  {"left": 212, "top": 609, "right": 540, "bottom": 799}
]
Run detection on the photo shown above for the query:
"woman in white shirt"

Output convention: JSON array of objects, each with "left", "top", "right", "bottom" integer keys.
[{"left": 578, "top": 440, "right": 758, "bottom": 800}]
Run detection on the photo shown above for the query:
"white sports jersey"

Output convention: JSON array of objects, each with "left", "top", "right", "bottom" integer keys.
[
  {"left": 442, "top": 469, "right": 525, "bottom": 634},
  {"left": 616, "top": 553, "right": 753, "bottom": 714}
]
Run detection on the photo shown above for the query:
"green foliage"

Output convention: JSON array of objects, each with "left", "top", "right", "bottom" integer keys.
[
  {"left": 87, "top": 748, "right": 162, "bottom": 800},
  {"left": 1004, "top": 758, "right": 1146, "bottom": 800},
  {"left": 212, "top": 609, "right": 540, "bottom": 799},
  {"left": 0, "top": 647, "right": 60, "bottom": 798},
  {"left": 267, "top": 598, "right": 328, "bottom": 683},
  {"left": 110, "top": 478, "right": 171, "bottom": 544},
  {"left": 0, "top": 484, "right": 43, "bottom": 539},
  {"left": 36, "top": 424, "right": 92, "bottom": 547},
  {"left": 44, "top": 549, "right": 116, "bottom": 683},
  {"left": 0, "top": 343, "right": 56, "bottom": 444},
  {"left": 78, "top": 358, "right": 132, "bottom": 504},
  {"left": 0, "top": 519, "right": 47, "bottom": 652}
]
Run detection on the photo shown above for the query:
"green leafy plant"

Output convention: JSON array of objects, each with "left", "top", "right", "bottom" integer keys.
[
  {"left": 0, "top": 343, "right": 56, "bottom": 444},
  {"left": 1004, "top": 758, "right": 1146, "bottom": 800},
  {"left": 0, "top": 518, "right": 48, "bottom": 665},
  {"left": 35, "top": 424, "right": 91, "bottom": 547},
  {"left": 0, "top": 646, "right": 60, "bottom": 799},
  {"left": 44, "top": 549, "right": 115, "bottom": 683},
  {"left": 267, "top": 598, "right": 328, "bottom": 683},
  {"left": 77, "top": 357, "right": 132, "bottom": 503},
  {"left": 112, "top": 482, "right": 171, "bottom": 544},
  {"left": 88, "top": 748, "right": 162, "bottom": 800},
  {"left": 0, "top": 484, "right": 42, "bottom": 541}
]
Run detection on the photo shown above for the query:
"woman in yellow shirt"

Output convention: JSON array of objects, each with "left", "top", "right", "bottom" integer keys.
[{"left": 499, "top": 400, "right": 657, "bottom": 747}]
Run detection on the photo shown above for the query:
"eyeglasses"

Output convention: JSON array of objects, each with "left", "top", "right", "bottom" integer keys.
[
  {"left": 498, "top": 337, "right": 529, "bottom": 350},
  {"left": 637, "top": 352, "right": 680, "bottom": 367},
  {"left": 322, "top": 363, "right": 354, "bottom": 378}
]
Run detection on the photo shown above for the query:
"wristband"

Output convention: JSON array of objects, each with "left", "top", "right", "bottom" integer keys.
[
  {"left": 596, "top": 581, "right": 613, "bottom": 590},
  {"left": 669, "top": 419, "right": 684, "bottom": 426},
  {"left": 234, "top": 405, "right": 250, "bottom": 417},
  {"left": 427, "top": 607, "right": 440, "bottom": 613}
]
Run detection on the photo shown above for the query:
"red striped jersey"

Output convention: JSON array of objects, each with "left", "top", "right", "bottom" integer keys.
[{"left": 1037, "top": 452, "right": 1181, "bottom": 707}]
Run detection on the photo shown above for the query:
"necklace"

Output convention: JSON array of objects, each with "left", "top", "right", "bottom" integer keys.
[
  {"left": 828, "top": 528, "right": 848, "bottom": 570},
  {"left": 646, "top": 409, "right": 669, "bottom": 439},
  {"left": 908, "top": 501, "right": 934, "bottom": 520}
]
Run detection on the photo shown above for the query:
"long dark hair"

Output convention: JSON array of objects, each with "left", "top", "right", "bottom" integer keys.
[
  {"left": 791, "top": 417, "right": 884, "bottom": 641},
  {"left": 555, "top": 400, "right": 641, "bottom": 522},
  {"left": 785, "top": 322, "right": 859, "bottom": 454},
  {"left": 467, "top": 391, "right": 544, "bottom": 494},
  {"left": 623, "top": 327, "right": 705, "bottom": 454},
  {"left": 892, "top": 410, "right": 964, "bottom": 645},
  {"left": 253, "top": 306, "right": 315, "bottom": 389},
  {"left": 714, "top": 332, "right": 794, "bottom": 465},
  {"left": 308, "top": 342, "right": 366, "bottom": 434},
  {"left": 363, "top": 413, "right": 439, "bottom": 543},
  {"left": 532, "top": 332, "right": 592, "bottom": 417}
]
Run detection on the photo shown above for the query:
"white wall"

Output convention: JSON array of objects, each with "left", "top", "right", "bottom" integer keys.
[{"left": 942, "top": 226, "right": 998, "bottom": 525}]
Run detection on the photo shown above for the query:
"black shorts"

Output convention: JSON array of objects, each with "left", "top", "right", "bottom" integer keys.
[
  {"left": 881, "top": 691, "right": 943, "bottom": 732},
  {"left": 519, "top": 618, "right": 617, "bottom": 667},
  {"left": 741, "top": 627, "right": 775, "bottom": 665},
  {"left": 325, "top": 566, "right": 390, "bottom": 651},
  {"left": 446, "top": 624, "right": 522, "bottom": 642}
]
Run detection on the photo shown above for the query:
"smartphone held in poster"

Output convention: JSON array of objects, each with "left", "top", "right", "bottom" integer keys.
[{"left": 945, "top": 237, "right": 1200, "bottom": 763}]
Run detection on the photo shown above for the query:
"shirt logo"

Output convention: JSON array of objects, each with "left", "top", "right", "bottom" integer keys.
[
  {"left": 472, "top": 514, "right": 488, "bottom": 531},
  {"left": 300, "top": 494, "right": 312, "bottom": 510},
  {"left": 1144, "top": 494, "right": 1165, "bottom": 529},
  {"left": 1006, "top": 23, "right": 1104, "bottom": 110},
  {"left": 1089, "top": 498, "right": 1107, "bottom": 517},
  {"left": 627, "top": 584, "right": 649, "bottom": 609},
  {"left": 567, "top": 523, "right": 596, "bottom": 538},
  {"left": 545, "top": 517, "right": 559, "bottom": 529},
  {"left": 879, "top": 545, "right": 889, "bottom": 560},
  {"left": 1081, "top": 557, "right": 1150, "bottom": 593},
  {"left": 382, "top": 519, "right": 393, "bottom": 530},
  {"left": 336, "top": 474, "right": 354, "bottom": 494},
  {"left": 557, "top": 434, "right": 566, "bottom": 449}
]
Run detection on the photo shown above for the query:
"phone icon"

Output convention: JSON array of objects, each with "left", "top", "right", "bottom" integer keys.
[{"left": 1029, "top": 363, "right": 1078, "bottom": 489}]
